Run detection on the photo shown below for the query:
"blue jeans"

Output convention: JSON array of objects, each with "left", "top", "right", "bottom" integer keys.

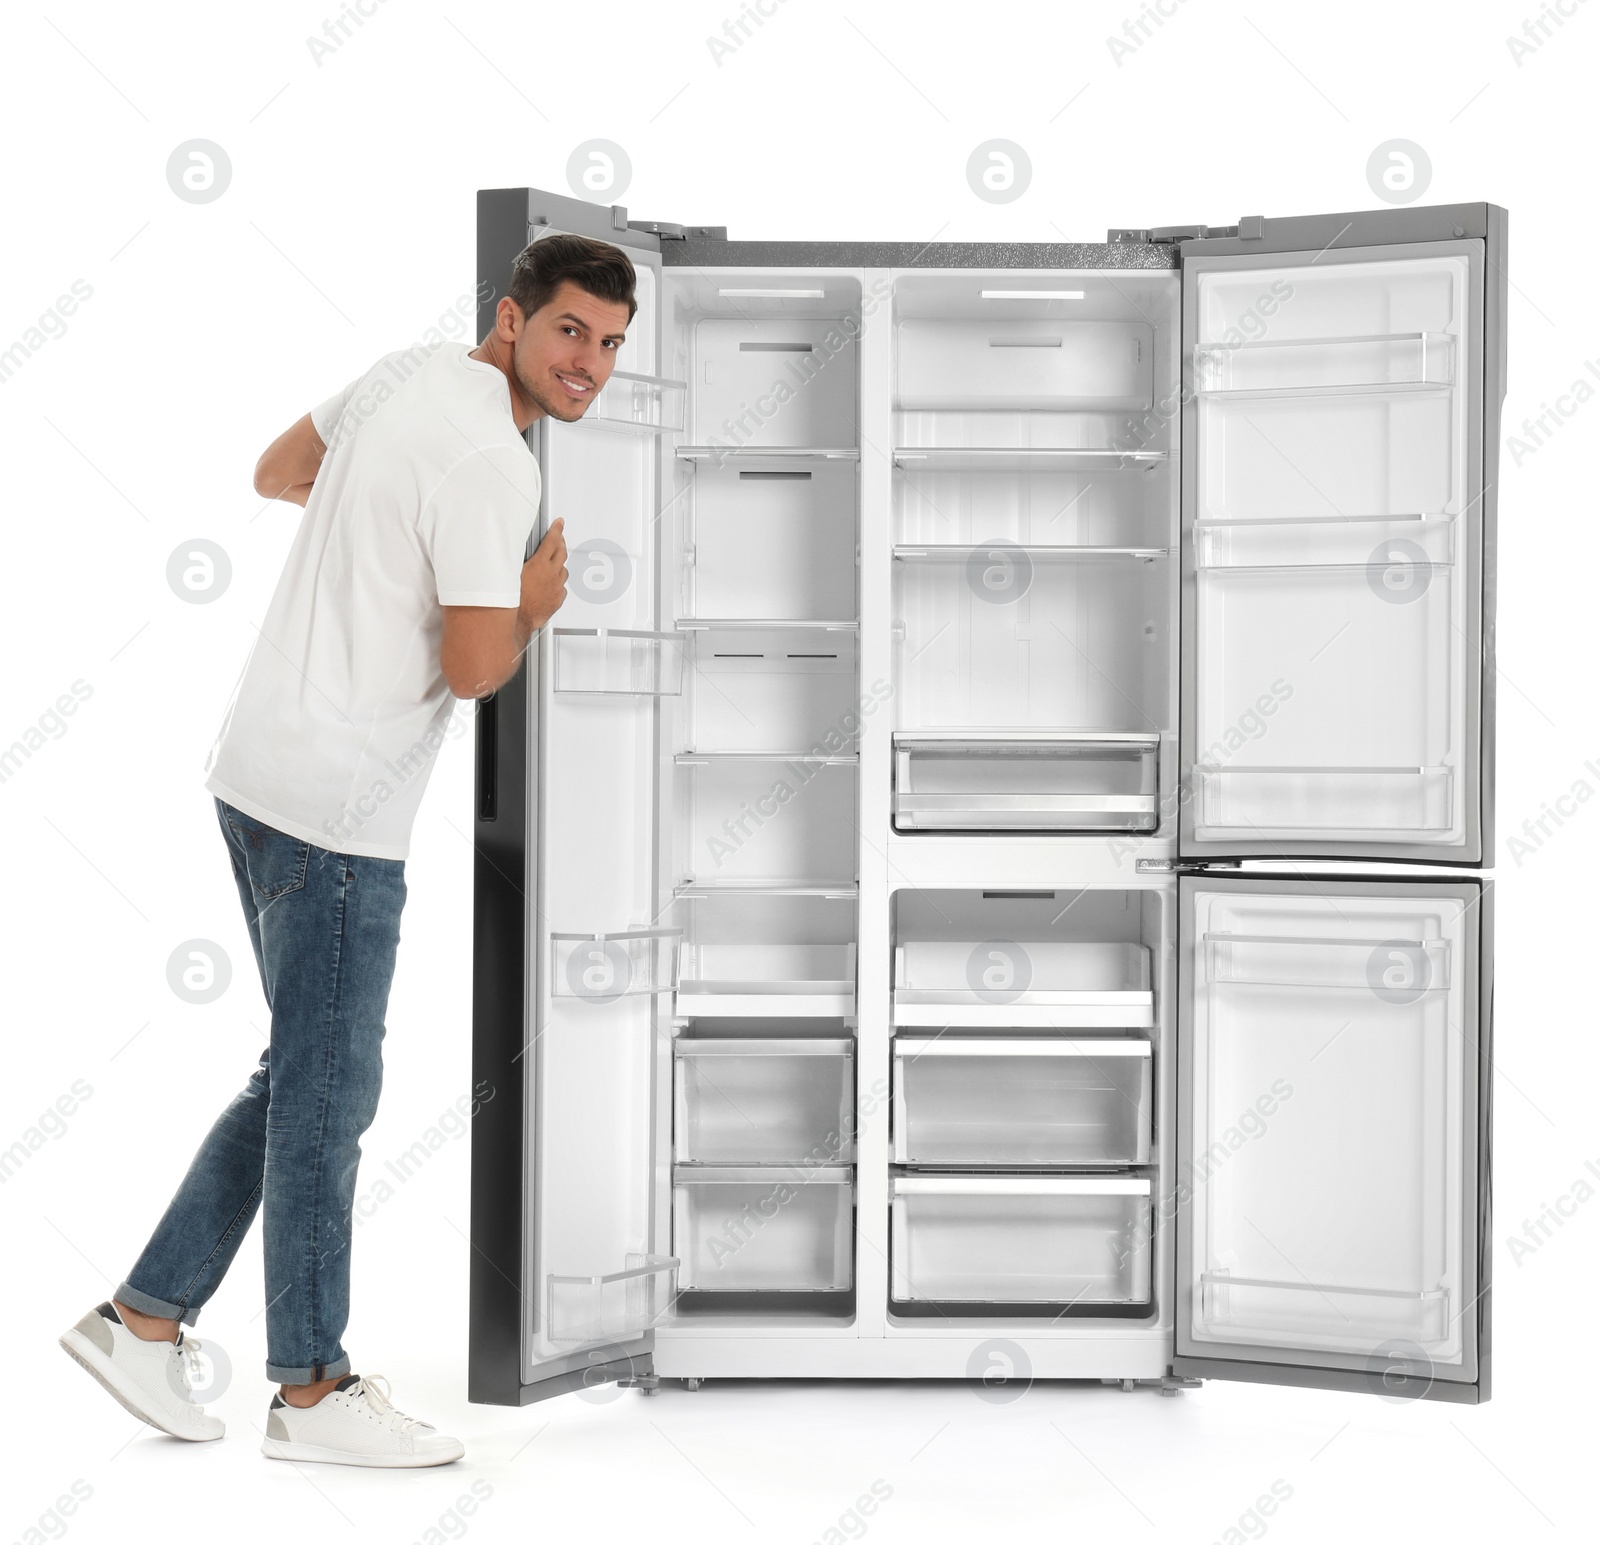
[{"left": 114, "top": 798, "right": 407, "bottom": 1384}]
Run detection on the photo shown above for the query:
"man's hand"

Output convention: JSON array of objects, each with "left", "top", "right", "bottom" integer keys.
[
  {"left": 254, "top": 413, "right": 328, "bottom": 506},
  {"left": 439, "top": 519, "right": 568, "bottom": 699}
]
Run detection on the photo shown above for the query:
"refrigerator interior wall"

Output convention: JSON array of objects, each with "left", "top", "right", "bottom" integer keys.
[
  {"left": 658, "top": 272, "right": 865, "bottom": 1320},
  {"left": 1187, "top": 251, "right": 1479, "bottom": 849},
  {"left": 525, "top": 259, "right": 679, "bottom": 1373},
  {"left": 889, "top": 272, "right": 1180, "bottom": 834},
  {"left": 1180, "top": 883, "right": 1477, "bottom": 1381}
]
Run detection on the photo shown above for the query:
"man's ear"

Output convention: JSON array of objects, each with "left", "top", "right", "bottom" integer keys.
[{"left": 496, "top": 295, "right": 525, "bottom": 342}]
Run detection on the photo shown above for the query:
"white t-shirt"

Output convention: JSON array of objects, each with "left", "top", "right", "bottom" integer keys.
[{"left": 204, "top": 343, "right": 539, "bottom": 860}]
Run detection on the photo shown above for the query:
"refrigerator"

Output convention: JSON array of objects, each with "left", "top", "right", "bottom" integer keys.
[{"left": 469, "top": 187, "right": 1502, "bottom": 1408}]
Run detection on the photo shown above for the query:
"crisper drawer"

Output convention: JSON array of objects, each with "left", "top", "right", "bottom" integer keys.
[
  {"left": 893, "top": 1037, "right": 1151, "bottom": 1166},
  {"left": 889, "top": 1175, "right": 1151, "bottom": 1305},
  {"left": 894, "top": 939, "right": 1153, "bottom": 1029},
  {"left": 893, "top": 734, "right": 1159, "bottom": 833},
  {"left": 675, "top": 1038, "right": 855, "bottom": 1165},
  {"left": 673, "top": 1165, "right": 853, "bottom": 1293}
]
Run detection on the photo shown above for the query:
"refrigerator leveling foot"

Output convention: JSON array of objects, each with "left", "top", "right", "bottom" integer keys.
[{"left": 619, "top": 1374, "right": 661, "bottom": 1395}]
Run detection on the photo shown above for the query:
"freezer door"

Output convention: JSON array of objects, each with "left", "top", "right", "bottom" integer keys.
[
  {"left": 1173, "top": 873, "right": 1491, "bottom": 1402},
  {"left": 470, "top": 189, "right": 680, "bottom": 1405},
  {"left": 1178, "top": 204, "right": 1506, "bottom": 863}
]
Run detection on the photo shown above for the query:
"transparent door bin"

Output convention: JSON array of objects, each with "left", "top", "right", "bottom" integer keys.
[
  {"left": 550, "top": 929, "right": 681, "bottom": 1001},
  {"left": 893, "top": 734, "right": 1159, "bottom": 833},
  {"left": 546, "top": 1254, "right": 679, "bottom": 1346},
  {"left": 1194, "top": 766, "right": 1455, "bottom": 840},
  {"left": 893, "top": 940, "right": 1152, "bottom": 1029},
  {"left": 1194, "top": 514, "right": 1456, "bottom": 571},
  {"left": 1203, "top": 930, "right": 1450, "bottom": 992},
  {"left": 893, "top": 1037, "right": 1151, "bottom": 1166},
  {"left": 1194, "top": 332, "right": 1454, "bottom": 398},
  {"left": 552, "top": 629, "right": 685, "bottom": 696},
  {"left": 673, "top": 1166, "right": 854, "bottom": 1293},
  {"left": 676, "top": 943, "right": 856, "bottom": 1018},
  {"left": 1197, "top": 1271, "right": 1450, "bottom": 1351},
  {"left": 675, "top": 1038, "right": 855, "bottom": 1165},
  {"left": 889, "top": 1176, "right": 1151, "bottom": 1305},
  {"left": 587, "top": 370, "right": 688, "bottom": 433}
]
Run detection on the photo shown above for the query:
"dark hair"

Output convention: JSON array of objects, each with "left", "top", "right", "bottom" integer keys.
[{"left": 507, "top": 232, "right": 637, "bottom": 324}]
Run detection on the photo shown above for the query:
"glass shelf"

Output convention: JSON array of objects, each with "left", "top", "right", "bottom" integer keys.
[
  {"left": 546, "top": 1254, "right": 679, "bottom": 1345},
  {"left": 894, "top": 544, "right": 1168, "bottom": 562},
  {"left": 675, "top": 751, "right": 859, "bottom": 766},
  {"left": 587, "top": 370, "right": 688, "bottom": 433},
  {"left": 893, "top": 448, "right": 1167, "bottom": 473},
  {"left": 675, "top": 880, "right": 857, "bottom": 901},
  {"left": 552, "top": 628, "right": 685, "bottom": 696},
  {"left": 1193, "top": 332, "right": 1454, "bottom": 399},
  {"left": 893, "top": 939, "right": 1153, "bottom": 1028},
  {"left": 677, "top": 618, "right": 859, "bottom": 632},
  {"left": 677, "top": 446, "right": 860, "bottom": 464},
  {"left": 549, "top": 928, "right": 681, "bottom": 1001}
]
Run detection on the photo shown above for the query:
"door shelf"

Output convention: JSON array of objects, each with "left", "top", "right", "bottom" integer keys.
[
  {"left": 894, "top": 544, "right": 1168, "bottom": 561},
  {"left": 1198, "top": 1272, "right": 1451, "bottom": 1348},
  {"left": 678, "top": 447, "right": 860, "bottom": 465},
  {"left": 587, "top": 370, "right": 688, "bottom": 433},
  {"left": 893, "top": 734, "right": 1160, "bottom": 835},
  {"left": 893, "top": 448, "right": 1167, "bottom": 473},
  {"left": 893, "top": 1036, "right": 1152, "bottom": 1167},
  {"left": 1194, "top": 514, "right": 1456, "bottom": 571},
  {"left": 1203, "top": 931, "right": 1450, "bottom": 991},
  {"left": 1194, "top": 766, "right": 1455, "bottom": 839},
  {"left": 894, "top": 940, "right": 1153, "bottom": 1029},
  {"left": 677, "top": 943, "right": 857, "bottom": 1020},
  {"left": 889, "top": 1174, "right": 1152, "bottom": 1305},
  {"left": 546, "top": 1254, "right": 680, "bottom": 1347},
  {"left": 1194, "top": 332, "right": 1454, "bottom": 399},
  {"left": 673, "top": 1165, "right": 854, "bottom": 1293},
  {"left": 675, "top": 1038, "right": 854, "bottom": 1165},
  {"left": 552, "top": 628, "right": 685, "bottom": 696},
  {"left": 549, "top": 929, "right": 681, "bottom": 1001}
]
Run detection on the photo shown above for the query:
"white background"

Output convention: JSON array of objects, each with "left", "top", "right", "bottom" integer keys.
[{"left": 1, "top": 1, "right": 1592, "bottom": 1541}]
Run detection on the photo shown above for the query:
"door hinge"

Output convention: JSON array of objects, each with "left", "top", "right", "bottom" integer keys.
[
  {"left": 1107, "top": 223, "right": 1240, "bottom": 245},
  {"left": 627, "top": 220, "right": 729, "bottom": 240},
  {"left": 1136, "top": 858, "right": 1242, "bottom": 873}
]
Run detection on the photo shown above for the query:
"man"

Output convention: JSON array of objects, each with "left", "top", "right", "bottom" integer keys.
[{"left": 57, "top": 231, "right": 637, "bottom": 1467}]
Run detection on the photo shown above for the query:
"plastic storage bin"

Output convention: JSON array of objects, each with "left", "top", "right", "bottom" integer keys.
[
  {"left": 675, "top": 1038, "right": 855, "bottom": 1165},
  {"left": 673, "top": 1165, "right": 853, "bottom": 1293}
]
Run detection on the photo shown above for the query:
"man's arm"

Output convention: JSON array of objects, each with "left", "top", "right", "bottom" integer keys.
[
  {"left": 254, "top": 413, "right": 328, "bottom": 507},
  {"left": 440, "top": 519, "right": 568, "bottom": 699}
]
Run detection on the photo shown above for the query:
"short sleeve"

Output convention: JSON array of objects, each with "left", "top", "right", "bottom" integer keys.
[
  {"left": 419, "top": 447, "right": 540, "bottom": 607},
  {"left": 310, "top": 373, "right": 363, "bottom": 451}
]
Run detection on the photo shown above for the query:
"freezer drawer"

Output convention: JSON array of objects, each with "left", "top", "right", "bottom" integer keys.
[
  {"left": 675, "top": 1038, "right": 855, "bottom": 1165},
  {"left": 673, "top": 1165, "right": 854, "bottom": 1293},
  {"left": 889, "top": 1175, "right": 1151, "bottom": 1305},
  {"left": 893, "top": 1037, "right": 1151, "bottom": 1166},
  {"left": 893, "top": 732, "right": 1159, "bottom": 833},
  {"left": 893, "top": 939, "right": 1152, "bottom": 1029}
]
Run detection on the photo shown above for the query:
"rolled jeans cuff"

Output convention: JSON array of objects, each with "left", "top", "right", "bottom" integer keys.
[
  {"left": 113, "top": 1281, "right": 199, "bottom": 1328},
  {"left": 266, "top": 1354, "right": 353, "bottom": 1385}
]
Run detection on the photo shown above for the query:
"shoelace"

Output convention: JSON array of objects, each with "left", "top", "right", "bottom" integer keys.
[
  {"left": 350, "top": 1374, "right": 427, "bottom": 1433},
  {"left": 171, "top": 1336, "right": 208, "bottom": 1401}
]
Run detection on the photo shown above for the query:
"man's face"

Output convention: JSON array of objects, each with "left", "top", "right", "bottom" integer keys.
[{"left": 510, "top": 279, "right": 631, "bottom": 422}]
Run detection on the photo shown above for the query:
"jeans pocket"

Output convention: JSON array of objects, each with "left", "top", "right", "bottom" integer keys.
[{"left": 223, "top": 807, "right": 311, "bottom": 900}]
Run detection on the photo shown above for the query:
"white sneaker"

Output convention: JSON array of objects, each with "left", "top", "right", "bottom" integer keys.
[
  {"left": 261, "top": 1373, "right": 464, "bottom": 1468},
  {"left": 58, "top": 1301, "right": 224, "bottom": 1441}
]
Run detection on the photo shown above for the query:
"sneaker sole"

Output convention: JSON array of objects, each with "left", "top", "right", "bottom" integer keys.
[
  {"left": 58, "top": 1328, "right": 222, "bottom": 1442},
  {"left": 260, "top": 1435, "right": 465, "bottom": 1468}
]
